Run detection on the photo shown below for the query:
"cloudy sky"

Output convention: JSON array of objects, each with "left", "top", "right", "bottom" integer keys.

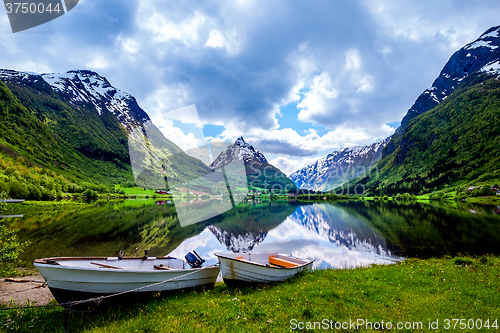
[{"left": 1, "top": 0, "right": 499, "bottom": 175}]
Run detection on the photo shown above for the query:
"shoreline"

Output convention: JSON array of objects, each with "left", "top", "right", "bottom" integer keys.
[{"left": 0, "top": 273, "right": 53, "bottom": 306}]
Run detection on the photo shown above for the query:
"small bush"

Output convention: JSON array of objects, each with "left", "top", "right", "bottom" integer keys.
[
  {"left": 479, "top": 256, "right": 488, "bottom": 265},
  {"left": 0, "top": 225, "right": 30, "bottom": 277},
  {"left": 453, "top": 257, "right": 474, "bottom": 266}
]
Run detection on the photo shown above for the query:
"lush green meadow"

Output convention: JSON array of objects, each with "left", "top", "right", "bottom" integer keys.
[{"left": 1, "top": 255, "right": 498, "bottom": 332}]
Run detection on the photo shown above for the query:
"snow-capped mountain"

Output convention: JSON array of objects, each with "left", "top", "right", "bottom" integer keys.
[
  {"left": 208, "top": 225, "right": 266, "bottom": 253},
  {"left": 209, "top": 136, "right": 296, "bottom": 191},
  {"left": 0, "top": 68, "right": 212, "bottom": 188},
  {"left": 290, "top": 138, "right": 390, "bottom": 191},
  {"left": 0, "top": 69, "right": 150, "bottom": 133},
  {"left": 210, "top": 136, "right": 268, "bottom": 169},
  {"left": 399, "top": 25, "right": 500, "bottom": 131}
]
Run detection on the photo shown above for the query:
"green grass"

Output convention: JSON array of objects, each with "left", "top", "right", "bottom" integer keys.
[
  {"left": 121, "top": 187, "right": 158, "bottom": 197},
  {"left": 1, "top": 255, "right": 499, "bottom": 332}
]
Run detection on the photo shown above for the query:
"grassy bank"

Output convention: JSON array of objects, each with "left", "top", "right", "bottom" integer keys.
[{"left": 1, "top": 255, "right": 499, "bottom": 332}]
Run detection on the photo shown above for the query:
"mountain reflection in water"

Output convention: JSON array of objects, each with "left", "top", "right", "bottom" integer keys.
[
  {"left": 8, "top": 199, "right": 500, "bottom": 269},
  {"left": 171, "top": 201, "right": 399, "bottom": 268}
]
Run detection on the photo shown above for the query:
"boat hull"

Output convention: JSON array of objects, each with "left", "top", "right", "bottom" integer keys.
[
  {"left": 34, "top": 257, "right": 220, "bottom": 306},
  {"left": 215, "top": 253, "right": 313, "bottom": 284}
]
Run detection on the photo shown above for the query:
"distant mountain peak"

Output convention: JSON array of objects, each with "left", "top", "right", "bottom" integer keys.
[
  {"left": 235, "top": 136, "right": 245, "bottom": 145},
  {"left": 210, "top": 136, "right": 268, "bottom": 169}
]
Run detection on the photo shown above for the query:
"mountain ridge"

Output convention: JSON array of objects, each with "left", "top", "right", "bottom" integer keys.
[
  {"left": 210, "top": 136, "right": 296, "bottom": 191},
  {"left": 289, "top": 137, "right": 390, "bottom": 191},
  {"left": 0, "top": 68, "right": 210, "bottom": 196},
  {"left": 210, "top": 136, "right": 267, "bottom": 169},
  {"left": 397, "top": 25, "right": 500, "bottom": 132}
]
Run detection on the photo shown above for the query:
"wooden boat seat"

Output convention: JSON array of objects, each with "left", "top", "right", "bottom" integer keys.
[
  {"left": 153, "top": 265, "right": 172, "bottom": 270},
  {"left": 235, "top": 256, "right": 254, "bottom": 263},
  {"left": 234, "top": 256, "right": 267, "bottom": 266},
  {"left": 268, "top": 256, "right": 300, "bottom": 268},
  {"left": 34, "top": 259, "right": 60, "bottom": 265},
  {"left": 90, "top": 262, "right": 122, "bottom": 269}
]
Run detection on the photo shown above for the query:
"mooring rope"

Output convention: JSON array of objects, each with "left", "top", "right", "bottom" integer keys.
[{"left": 0, "top": 264, "right": 218, "bottom": 311}]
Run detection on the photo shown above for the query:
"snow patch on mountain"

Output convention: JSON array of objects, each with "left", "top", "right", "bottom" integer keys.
[
  {"left": 465, "top": 40, "right": 499, "bottom": 51},
  {"left": 41, "top": 70, "right": 149, "bottom": 130},
  {"left": 480, "top": 60, "right": 500, "bottom": 78}
]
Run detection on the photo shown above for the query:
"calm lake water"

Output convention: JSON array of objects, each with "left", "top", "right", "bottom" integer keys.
[{"left": 4, "top": 200, "right": 500, "bottom": 269}]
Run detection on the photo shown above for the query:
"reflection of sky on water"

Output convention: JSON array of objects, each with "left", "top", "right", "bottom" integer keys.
[{"left": 168, "top": 203, "right": 401, "bottom": 269}]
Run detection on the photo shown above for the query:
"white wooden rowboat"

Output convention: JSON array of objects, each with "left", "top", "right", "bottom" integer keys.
[
  {"left": 214, "top": 252, "right": 313, "bottom": 285},
  {"left": 34, "top": 256, "right": 220, "bottom": 305}
]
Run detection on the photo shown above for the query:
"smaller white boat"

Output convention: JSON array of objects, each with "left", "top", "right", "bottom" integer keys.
[
  {"left": 34, "top": 252, "right": 219, "bottom": 306},
  {"left": 214, "top": 252, "right": 313, "bottom": 285}
]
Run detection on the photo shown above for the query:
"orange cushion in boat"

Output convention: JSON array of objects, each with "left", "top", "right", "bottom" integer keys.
[{"left": 268, "top": 256, "right": 299, "bottom": 268}]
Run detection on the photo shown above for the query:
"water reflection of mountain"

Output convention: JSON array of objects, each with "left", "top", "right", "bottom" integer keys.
[
  {"left": 208, "top": 225, "right": 266, "bottom": 253},
  {"left": 208, "top": 201, "right": 299, "bottom": 252},
  {"left": 288, "top": 203, "right": 390, "bottom": 256},
  {"left": 11, "top": 199, "right": 500, "bottom": 264},
  {"left": 335, "top": 200, "right": 500, "bottom": 257}
]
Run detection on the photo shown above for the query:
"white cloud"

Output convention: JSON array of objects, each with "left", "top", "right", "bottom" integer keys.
[
  {"left": 361, "top": 0, "right": 491, "bottom": 50},
  {"left": 137, "top": 7, "right": 208, "bottom": 46},
  {"left": 297, "top": 72, "right": 338, "bottom": 122},
  {"left": 16, "top": 61, "right": 52, "bottom": 74},
  {"left": 217, "top": 122, "right": 395, "bottom": 158},
  {"left": 268, "top": 156, "right": 323, "bottom": 176},
  {"left": 117, "top": 36, "right": 139, "bottom": 54},
  {"left": 205, "top": 29, "right": 241, "bottom": 55},
  {"left": 357, "top": 76, "right": 374, "bottom": 93},
  {"left": 205, "top": 30, "right": 225, "bottom": 48},
  {"left": 85, "top": 55, "right": 111, "bottom": 70},
  {"left": 143, "top": 84, "right": 192, "bottom": 120},
  {"left": 344, "top": 49, "right": 362, "bottom": 71},
  {"left": 152, "top": 116, "right": 203, "bottom": 151}
]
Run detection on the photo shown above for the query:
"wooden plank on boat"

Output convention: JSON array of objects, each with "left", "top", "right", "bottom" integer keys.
[
  {"left": 153, "top": 265, "right": 172, "bottom": 270},
  {"left": 34, "top": 259, "right": 60, "bottom": 265},
  {"left": 269, "top": 256, "right": 300, "bottom": 268},
  {"left": 234, "top": 256, "right": 266, "bottom": 266},
  {"left": 235, "top": 256, "right": 255, "bottom": 264},
  {"left": 44, "top": 257, "right": 107, "bottom": 261},
  {"left": 90, "top": 262, "right": 122, "bottom": 269}
]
